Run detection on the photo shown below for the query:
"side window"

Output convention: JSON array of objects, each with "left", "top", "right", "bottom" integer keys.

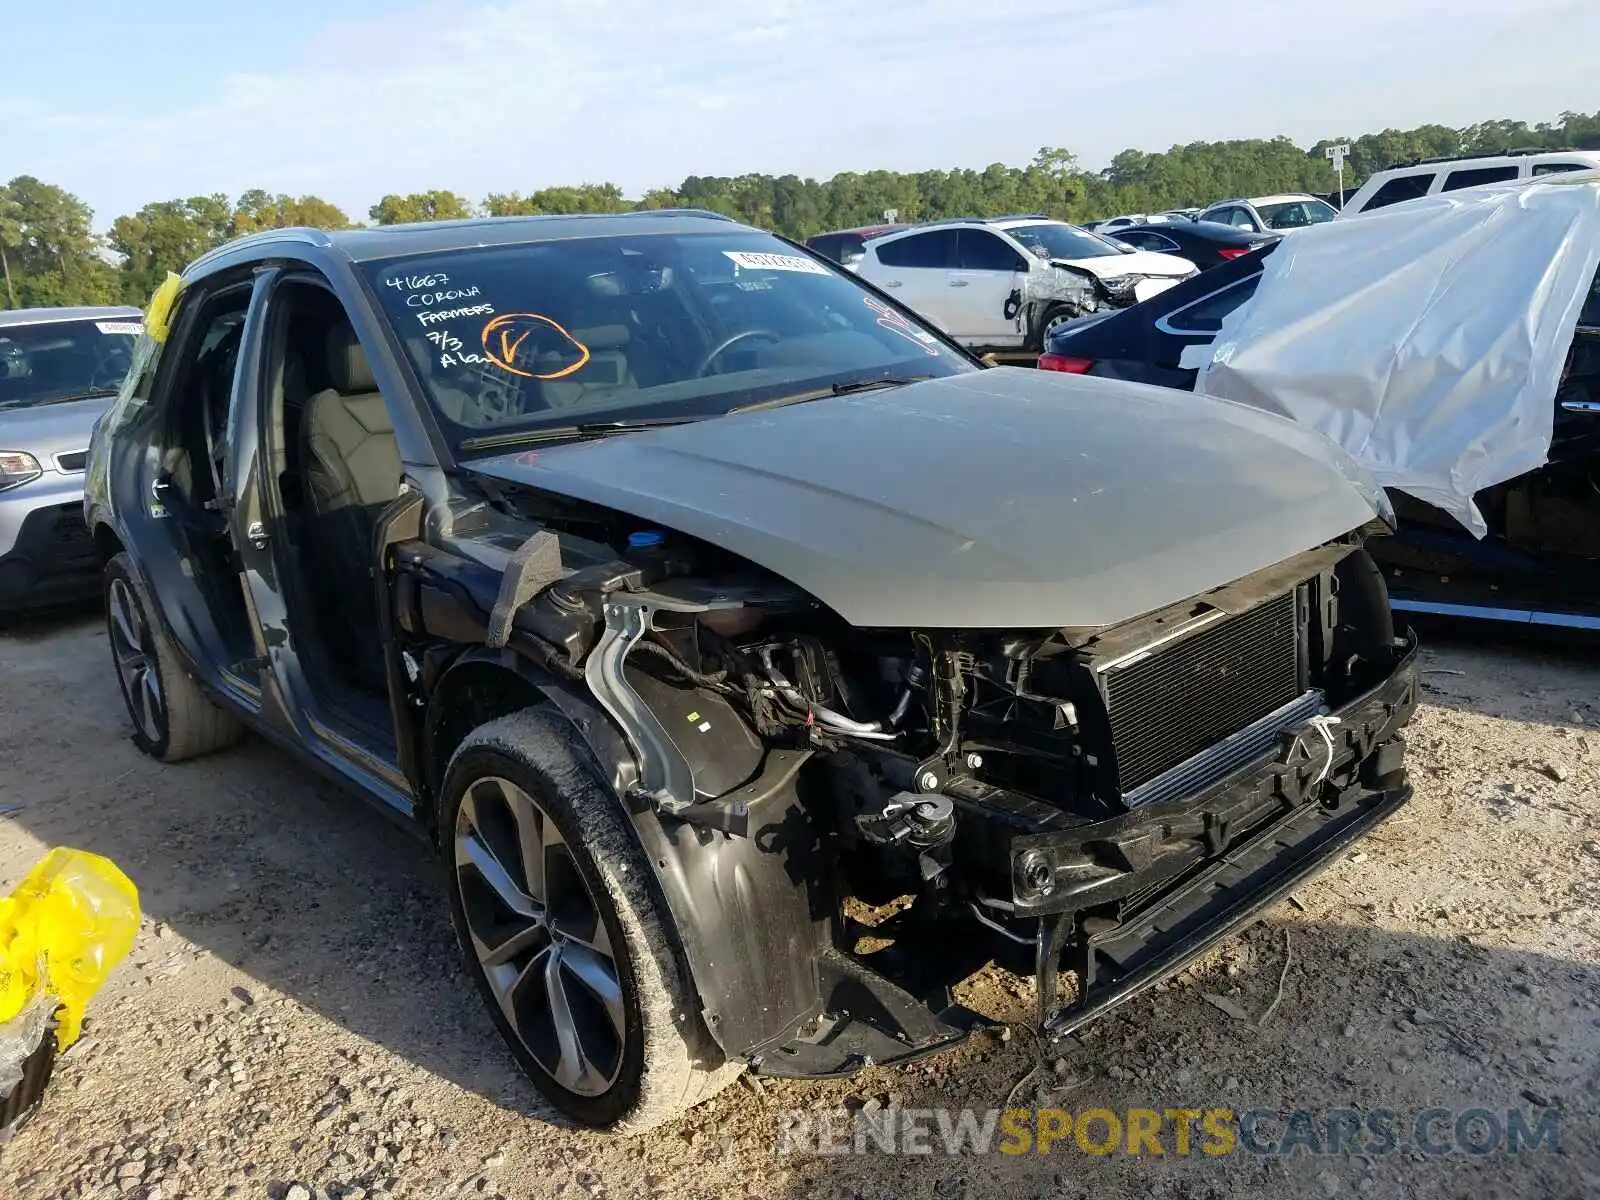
[
  {"left": 806, "top": 234, "right": 843, "bottom": 263},
  {"left": 1203, "top": 208, "right": 1235, "bottom": 226},
  {"left": 838, "top": 237, "right": 867, "bottom": 268},
  {"left": 1158, "top": 277, "right": 1262, "bottom": 335},
  {"left": 1579, "top": 268, "right": 1600, "bottom": 330},
  {"left": 875, "top": 230, "right": 956, "bottom": 269},
  {"left": 1441, "top": 165, "right": 1519, "bottom": 192},
  {"left": 1361, "top": 173, "right": 1434, "bottom": 210},
  {"left": 1533, "top": 162, "right": 1591, "bottom": 177},
  {"left": 1120, "top": 232, "right": 1178, "bottom": 253},
  {"left": 956, "top": 230, "right": 1026, "bottom": 272}
]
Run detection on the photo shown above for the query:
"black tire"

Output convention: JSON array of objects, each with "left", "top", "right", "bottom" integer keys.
[
  {"left": 1031, "top": 303, "right": 1077, "bottom": 353},
  {"left": 104, "top": 552, "right": 242, "bottom": 762},
  {"left": 441, "top": 707, "right": 739, "bottom": 1133}
]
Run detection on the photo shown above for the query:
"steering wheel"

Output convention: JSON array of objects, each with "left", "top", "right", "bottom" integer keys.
[{"left": 695, "top": 329, "right": 781, "bottom": 378}]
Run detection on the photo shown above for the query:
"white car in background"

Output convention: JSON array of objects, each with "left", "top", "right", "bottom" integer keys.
[
  {"left": 855, "top": 217, "right": 1197, "bottom": 350},
  {"left": 1197, "top": 194, "right": 1338, "bottom": 234},
  {"left": 1339, "top": 150, "right": 1600, "bottom": 217}
]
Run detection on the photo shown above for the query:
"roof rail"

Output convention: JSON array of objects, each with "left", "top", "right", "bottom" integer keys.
[
  {"left": 1387, "top": 146, "right": 1586, "bottom": 170},
  {"left": 617, "top": 207, "right": 735, "bottom": 221},
  {"left": 185, "top": 226, "right": 333, "bottom": 275},
  {"left": 910, "top": 213, "right": 1052, "bottom": 228}
]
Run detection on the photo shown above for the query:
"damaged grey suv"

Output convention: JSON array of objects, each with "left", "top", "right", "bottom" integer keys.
[{"left": 85, "top": 211, "right": 1418, "bottom": 1131}]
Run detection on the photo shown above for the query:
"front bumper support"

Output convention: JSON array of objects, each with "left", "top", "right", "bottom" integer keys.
[
  {"left": 1041, "top": 776, "right": 1407, "bottom": 1038},
  {"left": 749, "top": 644, "right": 1417, "bottom": 1077}
]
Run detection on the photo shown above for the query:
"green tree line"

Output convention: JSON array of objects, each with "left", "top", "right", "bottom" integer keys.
[{"left": 5, "top": 110, "right": 1597, "bottom": 310}]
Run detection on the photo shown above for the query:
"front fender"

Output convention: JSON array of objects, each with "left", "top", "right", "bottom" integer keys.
[{"left": 429, "top": 648, "right": 830, "bottom": 1059}]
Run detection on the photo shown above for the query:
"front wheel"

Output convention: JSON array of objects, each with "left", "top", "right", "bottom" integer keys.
[
  {"left": 1032, "top": 303, "right": 1079, "bottom": 352},
  {"left": 104, "top": 552, "right": 242, "bottom": 762},
  {"left": 441, "top": 708, "right": 738, "bottom": 1132}
]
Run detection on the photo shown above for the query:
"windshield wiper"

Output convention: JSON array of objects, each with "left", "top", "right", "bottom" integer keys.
[
  {"left": 458, "top": 416, "right": 703, "bottom": 453},
  {"left": 35, "top": 387, "right": 121, "bottom": 407},
  {"left": 731, "top": 374, "right": 933, "bottom": 415}
]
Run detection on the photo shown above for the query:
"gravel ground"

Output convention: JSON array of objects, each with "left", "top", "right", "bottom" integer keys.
[{"left": 1, "top": 609, "right": 1597, "bottom": 1200}]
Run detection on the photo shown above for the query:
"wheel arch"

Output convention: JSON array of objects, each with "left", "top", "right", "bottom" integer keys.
[
  {"left": 425, "top": 644, "right": 829, "bottom": 1061},
  {"left": 90, "top": 518, "right": 124, "bottom": 564}
]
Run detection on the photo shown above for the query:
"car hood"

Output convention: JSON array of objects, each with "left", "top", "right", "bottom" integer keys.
[
  {"left": 0, "top": 395, "right": 114, "bottom": 463},
  {"left": 1054, "top": 250, "right": 1194, "bottom": 280},
  {"left": 468, "top": 368, "right": 1385, "bottom": 630}
]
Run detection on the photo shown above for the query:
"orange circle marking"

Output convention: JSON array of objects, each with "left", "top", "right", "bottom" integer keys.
[{"left": 481, "top": 313, "right": 592, "bottom": 380}]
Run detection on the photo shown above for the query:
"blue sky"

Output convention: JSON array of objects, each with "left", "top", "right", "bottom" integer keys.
[{"left": 5, "top": 0, "right": 1597, "bottom": 227}]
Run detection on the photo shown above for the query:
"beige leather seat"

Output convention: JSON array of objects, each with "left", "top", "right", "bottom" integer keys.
[
  {"left": 536, "top": 325, "right": 638, "bottom": 410},
  {"left": 300, "top": 322, "right": 399, "bottom": 689}
]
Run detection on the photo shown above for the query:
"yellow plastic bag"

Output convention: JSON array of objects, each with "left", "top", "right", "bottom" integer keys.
[{"left": 0, "top": 848, "right": 140, "bottom": 1048}]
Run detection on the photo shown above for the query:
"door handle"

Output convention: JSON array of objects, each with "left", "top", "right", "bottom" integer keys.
[
  {"left": 1561, "top": 399, "right": 1600, "bottom": 413},
  {"left": 948, "top": 280, "right": 969, "bottom": 288},
  {"left": 882, "top": 280, "right": 902, "bottom": 289}
]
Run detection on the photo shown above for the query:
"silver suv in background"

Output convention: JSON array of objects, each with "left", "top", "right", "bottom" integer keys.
[
  {"left": 1197, "top": 194, "right": 1339, "bottom": 234},
  {"left": 0, "top": 306, "right": 143, "bottom": 617}
]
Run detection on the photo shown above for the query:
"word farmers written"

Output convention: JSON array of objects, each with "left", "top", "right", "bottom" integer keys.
[{"left": 417, "top": 303, "right": 495, "bottom": 328}]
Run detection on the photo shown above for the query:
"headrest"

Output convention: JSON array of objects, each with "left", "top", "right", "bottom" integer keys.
[
  {"left": 571, "top": 324, "right": 629, "bottom": 351},
  {"left": 325, "top": 322, "right": 376, "bottom": 394}
]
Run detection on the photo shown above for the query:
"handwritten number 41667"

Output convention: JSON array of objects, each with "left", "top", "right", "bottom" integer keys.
[{"left": 389, "top": 273, "right": 449, "bottom": 291}]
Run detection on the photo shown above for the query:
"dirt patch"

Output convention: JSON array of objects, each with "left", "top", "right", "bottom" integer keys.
[{"left": 2, "top": 613, "right": 1597, "bottom": 1199}]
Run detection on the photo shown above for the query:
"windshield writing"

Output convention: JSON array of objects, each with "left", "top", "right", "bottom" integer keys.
[{"left": 364, "top": 232, "right": 973, "bottom": 441}]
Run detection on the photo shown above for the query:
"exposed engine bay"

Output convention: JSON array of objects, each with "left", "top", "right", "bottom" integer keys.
[{"left": 392, "top": 484, "right": 1418, "bottom": 1076}]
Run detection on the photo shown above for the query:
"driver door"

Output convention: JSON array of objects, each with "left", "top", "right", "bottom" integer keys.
[{"left": 950, "top": 230, "right": 1029, "bottom": 345}]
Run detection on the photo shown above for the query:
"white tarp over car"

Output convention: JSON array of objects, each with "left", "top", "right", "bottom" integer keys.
[{"left": 1191, "top": 173, "right": 1600, "bottom": 535}]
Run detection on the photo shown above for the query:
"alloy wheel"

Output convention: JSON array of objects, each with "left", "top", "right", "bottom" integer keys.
[
  {"left": 1042, "top": 312, "right": 1075, "bottom": 344},
  {"left": 453, "top": 776, "right": 627, "bottom": 1097},
  {"left": 108, "top": 577, "right": 164, "bottom": 743}
]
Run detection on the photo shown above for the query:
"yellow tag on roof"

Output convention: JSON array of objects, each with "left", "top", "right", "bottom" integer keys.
[
  {"left": 0, "top": 848, "right": 141, "bottom": 1047},
  {"left": 143, "top": 272, "right": 184, "bottom": 344}
]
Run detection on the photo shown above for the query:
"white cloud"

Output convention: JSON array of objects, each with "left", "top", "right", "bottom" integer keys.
[{"left": 9, "top": 0, "right": 1597, "bottom": 226}]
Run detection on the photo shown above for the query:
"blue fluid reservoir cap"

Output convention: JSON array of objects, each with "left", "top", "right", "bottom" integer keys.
[{"left": 627, "top": 530, "right": 665, "bottom": 550}]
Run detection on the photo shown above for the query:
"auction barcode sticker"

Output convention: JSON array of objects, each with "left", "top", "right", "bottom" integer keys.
[
  {"left": 96, "top": 321, "right": 145, "bottom": 335},
  {"left": 723, "top": 251, "right": 829, "bottom": 275}
]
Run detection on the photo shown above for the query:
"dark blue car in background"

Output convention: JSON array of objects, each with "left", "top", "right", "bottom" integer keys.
[{"left": 1040, "top": 246, "right": 1600, "bottom": 632}]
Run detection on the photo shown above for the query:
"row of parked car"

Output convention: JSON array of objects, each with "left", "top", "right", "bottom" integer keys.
[
  {"left": 805, "top": 214, "right": 1270, "bottom": 351},
  {"left": 1089, "top": 147, "right": 1600, "bottom": 233},
  {"left": 803, "top": 149, "right": 1600, "bottom": 358}
]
